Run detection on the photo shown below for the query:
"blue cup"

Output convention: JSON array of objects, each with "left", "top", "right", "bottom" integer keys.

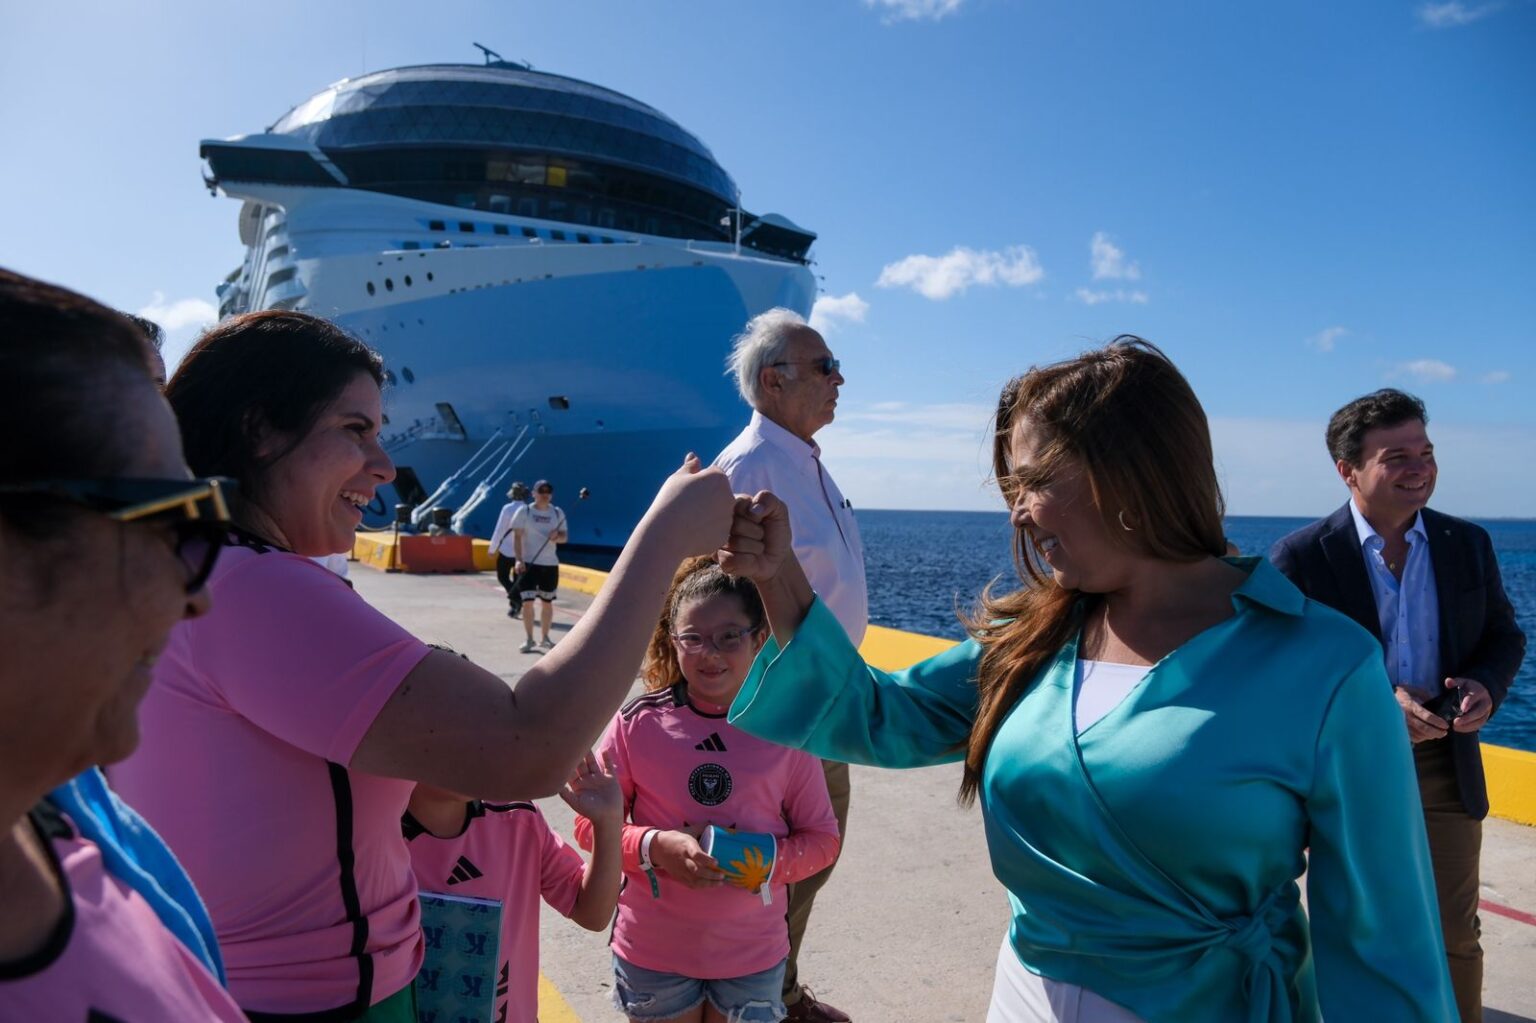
[{"left": 700, "top": 825, "right": 778, "bottom": 903}]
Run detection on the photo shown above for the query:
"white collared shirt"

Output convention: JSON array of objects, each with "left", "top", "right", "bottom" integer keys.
[
  {"left": 1349, "top": 500, "right": 1441, "bottom": 695},
  {"left": 714, "top": 411, "right": 869, "bottom": 646}
]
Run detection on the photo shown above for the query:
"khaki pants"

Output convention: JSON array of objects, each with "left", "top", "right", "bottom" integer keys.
[
  {"left": 1414, "top": 739, "right": 1483, "bottom": 1023},
  {"left": 782, "top": 759, "right": 851, "bottom": 1004}
]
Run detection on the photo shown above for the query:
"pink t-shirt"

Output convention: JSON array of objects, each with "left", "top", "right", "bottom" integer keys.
[
  {"left": 114, "top": 542, "right": 431, "bottom": 1015},
  {"left": 405, "top": 801, "right": 586, "bottom": 1023},
  {"left": 573, "top": 683, "right": 840, "bottom": 979},
  {"left": 0, "top": 805, "right": 247, "bottom": 1022}
]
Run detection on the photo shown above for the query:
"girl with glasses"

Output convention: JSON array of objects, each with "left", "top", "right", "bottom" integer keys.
[
  {"left": 572, "top": 556, "right": 840, "bottom": 1023},
  {"left": 0, "top": 269, "right": 245, "bottom": 1020},
  {"left": 111, "top": 310, "right": 735, "bottom": 1021}
]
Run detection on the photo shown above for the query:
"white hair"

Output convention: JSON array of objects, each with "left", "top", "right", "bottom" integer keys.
[{"left": 725, "top": 307, "right": 810, "bottom": 407}]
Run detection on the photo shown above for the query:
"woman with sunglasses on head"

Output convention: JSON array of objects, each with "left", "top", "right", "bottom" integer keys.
[
  {"left": 720, "top": 339, "right": 1456, "bottom": 1022},
  {"left": 111, "top": 310, "right": 734, "bottom": 1021},
  {"left": 0, "top": 269, "right": 245, "bottom": 1020}
]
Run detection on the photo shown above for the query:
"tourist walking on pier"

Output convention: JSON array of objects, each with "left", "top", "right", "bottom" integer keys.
[
  {"left": 1269, "top": 389, "right": 1526, "bottom": 1023},
  {"left": 720, "top": 338, "right": 1457, "bottom": 1022},
  {"left": 112, "top": 309, "right": 735, "bottom": 1020},
  {"left": 714, "top": 308, "right": 864, "bottom": 1023},
  {"left": 510, "top": 479, "right": 567, "bottom": 653},
  {"left": 490, "top": 480, "right": 531, "bottom": 617},
  {"left": 0, "top": 270, "right": 244, "bottom": 1020}
]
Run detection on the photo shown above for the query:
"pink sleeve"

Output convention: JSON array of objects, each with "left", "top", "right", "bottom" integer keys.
[
  {"left": 572, "top": 715, "right": 650, "bottom": 872},
  {"left": 188, "top": 553, "right": 431, "bottom": 764},
  {"left": 536, "top": 814, "right": 587, "bottom": 918},
  {"left": 774, "top": 751, "right": 841, "bottom": 885}
]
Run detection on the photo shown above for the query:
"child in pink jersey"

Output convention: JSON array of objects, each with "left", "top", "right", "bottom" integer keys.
[
  {"left": 403, "top": 751, "right": 624, "bottom": 1023},
  {"left": 574, "top": 558, "right": 840, "bottom": 1023}
]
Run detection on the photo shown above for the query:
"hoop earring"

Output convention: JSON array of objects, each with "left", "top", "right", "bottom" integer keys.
[{"left": 1118, "top": 510, "right": 1135, "bottom": 532}]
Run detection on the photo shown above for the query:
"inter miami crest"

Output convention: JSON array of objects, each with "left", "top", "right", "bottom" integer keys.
[{"left": 688, "top": 762, "right": 733, "bottom": 806}]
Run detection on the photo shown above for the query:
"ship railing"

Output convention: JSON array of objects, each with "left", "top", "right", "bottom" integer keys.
[
  {"left": 450, "top": 428, "right": 538, "bottom": 535},
  {"left": 408, "top": 427, "right": 510, "bottom": 529}
]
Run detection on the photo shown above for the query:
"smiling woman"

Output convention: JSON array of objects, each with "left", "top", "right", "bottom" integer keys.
[{"left": 111, "top": 309, "right": 738, "bottom": 1020}]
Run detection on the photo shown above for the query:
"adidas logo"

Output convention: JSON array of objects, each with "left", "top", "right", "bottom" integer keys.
[
  {"left": 694, "top": 732, "right": 727, "bottom": 753},
  {"left": 445, "top": 855, "right": 483, "bottom": 886}
]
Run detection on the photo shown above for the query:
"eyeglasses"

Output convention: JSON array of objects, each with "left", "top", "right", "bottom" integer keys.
[
  {"left": 769, "top": 357, "right": 841, "bottom": 377},
  {"left": 670, "top": 625, "right": 761, "bottom": 655},
  {"left": 0, "top": 477, "right": 235, "bottom": 593}
]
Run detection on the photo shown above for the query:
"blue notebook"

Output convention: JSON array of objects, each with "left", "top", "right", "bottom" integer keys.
[{"left": 415, "top": 890, "right": 503, "bottom": 1023}]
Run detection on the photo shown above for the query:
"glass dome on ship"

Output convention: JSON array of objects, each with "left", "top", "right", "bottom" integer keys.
[{"left": 202, "top": 56, "right": 816, "bottom": 549}]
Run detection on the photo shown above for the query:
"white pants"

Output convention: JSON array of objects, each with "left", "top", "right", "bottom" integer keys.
[{"left": 987, "top": 937, "right": 1147, "bottom": 1023}]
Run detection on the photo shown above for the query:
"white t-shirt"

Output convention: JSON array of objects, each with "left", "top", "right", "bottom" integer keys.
[
  {"left": 509, "top": 503, "right": 566, "bottom": 566},
  {"left": 1073, "top": 659, "right": 1150, "bottom": 733},
  {"left": 489, "top": 502, "right": 523, "bottom": 557}
]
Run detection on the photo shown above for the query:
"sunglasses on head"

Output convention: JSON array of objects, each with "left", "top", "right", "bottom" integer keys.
[
  {"left": 0, "top": 477, "right": 235, "bottom": 593},
  {"left": 769, "top": 356, "right": 841, "bottom": 377}
]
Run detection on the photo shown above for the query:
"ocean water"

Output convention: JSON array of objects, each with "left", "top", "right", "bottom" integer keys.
[{"left": 856, "top": 509, "right": 1536, "bottom": 753}]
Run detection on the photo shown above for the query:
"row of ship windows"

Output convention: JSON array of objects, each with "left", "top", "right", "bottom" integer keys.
[
  {"left": 366, "top": 272, "right": 435, "bottom": 296},
  {"left": 418, "top": 220, "right": 620, "bottom": 245}
]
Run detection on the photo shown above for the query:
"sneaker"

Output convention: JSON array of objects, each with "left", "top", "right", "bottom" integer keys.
[
  {"left": 540, "top": 637, "right": 555, "bottom": 650},
  {"left": 519, "top": 639, "right": 536, "bottom": 654},
  {"left": 784, "top": 990, "right": 851, "bottom": 1023}
]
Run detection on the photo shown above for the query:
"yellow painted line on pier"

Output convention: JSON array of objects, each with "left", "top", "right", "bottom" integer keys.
[{"left": 538, "top": 972, "right": 583, "bottom": 1023}]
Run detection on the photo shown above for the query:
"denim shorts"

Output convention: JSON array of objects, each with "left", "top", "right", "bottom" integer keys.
[{"left": 611, "top": 953, "right": 787, "bottom": 1022}]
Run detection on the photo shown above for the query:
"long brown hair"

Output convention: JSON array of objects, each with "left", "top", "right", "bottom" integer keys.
[
  {"left": 641, "top": 556, "right": 766, "bottom": 691},
  {"left": 958, "top": 337, "right": 1226, "bottom": 803}
]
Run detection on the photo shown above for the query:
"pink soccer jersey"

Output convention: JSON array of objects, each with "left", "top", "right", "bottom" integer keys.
[
  {"left": 405, "top": 801, "right": 586, "bottom": 1023},
  {"left": 114, "top": 542, "right": 431, "bottom": 1015},
  {"left": 573, "top": 683, "right": 840, "bottom": 980},
  {"left": 0, "top": 805, "right": 247, "bottom": 1021}
]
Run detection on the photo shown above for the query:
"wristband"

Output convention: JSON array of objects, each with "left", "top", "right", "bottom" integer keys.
[{"left": 639, "top": 829, "right": 661, "bottom": 899}]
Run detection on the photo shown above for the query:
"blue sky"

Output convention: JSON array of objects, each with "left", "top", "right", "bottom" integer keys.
[{"left": 2, "top": 0, "right": 1532, "bottom": 515}]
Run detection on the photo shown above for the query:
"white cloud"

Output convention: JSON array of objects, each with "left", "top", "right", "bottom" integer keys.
[
  {"left": 1307, "top": 326, "right": 1349, "bottom": 352},
  {"left": 1481, "top": 369, "right": 1511, "bottom": 384},
  {"left": 1073, "top": 287, "right": 1149, "bottom": 306},
  {"left": 809, "top": 292, "right": 870, "bottom": 334},
  {"left": 1417, "top": 2, "right": 1501, "bottom": 28},
  {"left": 136, "top": 291, "right": 217, "bottom": 332},
  {"left": 877, "top": 246, "right": 1044, "bottom": 300},
  {"left": 1393, "top": 358, "right": 1458, "bottom": 382},
  {"left": 1089, "top": 231, "right": 1141, "bottom": 281},
  {"left": 864, "top": 0, "right": 966, "bottom": 23}
]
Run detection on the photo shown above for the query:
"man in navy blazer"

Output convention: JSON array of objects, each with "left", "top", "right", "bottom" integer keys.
[{"left": 1270, "top": 389, "right": 1525, "bottom": 1023}]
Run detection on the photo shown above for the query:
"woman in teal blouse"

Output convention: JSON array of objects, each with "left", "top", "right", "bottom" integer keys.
[{"left": 721, "top": 338, "right": 1455, "bottom": 1023}]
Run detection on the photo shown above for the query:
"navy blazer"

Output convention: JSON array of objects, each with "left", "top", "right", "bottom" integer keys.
[{"left": 1270, "top": 504, "right": 1526, "bottom": 818}]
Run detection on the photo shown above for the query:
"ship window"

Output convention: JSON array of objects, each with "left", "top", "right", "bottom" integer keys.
[
  {"left": 577, "top": 234, "right": 591, "bottom": 244},
  {"left": 517, "top": 197, "right": 539, "bottom": 218},
  {"left": 366, "top": 281, "right": 376, "bottom": 296},
  {"left": 267, "top": 267, "right": 297, "bottom": 286},
  {"left": 428, "top": 220, "right": 445, "bottom": 231},
  {"left": 548, "top": 396, "right": 570, "bottom": 410},
  {"left": 522, "top": 227, "right": 538, "bottom": 239},
  {"left": 458, "top": 221, "right": 475, "bottom": 233},
  {"left": 493, "top": 224, "right": 509, "bottom": 235},
  {"left": 600, "top": 236, "right": 614, "bottom": 244},
  {"left": 402, "top": 241, "right": 421, "bottom": 251},
  {"left": 402, "top": 367, "right": 415, "bottom": 383},
  {"left": 546, "top": 165, "right": 568, "bottom": 188},
  {"left": 426, "top": 272, "right": 434, "bottom": 282},
  {"left": 550, "top": 230, "right": 566, "bottom": 241},
  {"left": 404, "top": 275, "right": 412, "bottom": 286},
  {"left": 267, "top": 245, "right": 289, "bottom": 260},
  {"left": 384, "top": 278, "right": 394, "bottom": 291}
]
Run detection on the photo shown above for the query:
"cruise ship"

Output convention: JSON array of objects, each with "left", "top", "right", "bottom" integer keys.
[{"left": 201, "top": 54, "right": 817, "bottom": 548}]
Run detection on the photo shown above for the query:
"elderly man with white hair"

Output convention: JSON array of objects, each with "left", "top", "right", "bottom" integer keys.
[{"left": 713, "top": 308, "right": 865, "bottom": 1023}]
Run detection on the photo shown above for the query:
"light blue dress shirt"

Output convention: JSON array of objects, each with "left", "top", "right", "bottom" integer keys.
[{"left": 1348, "top": 501, "right": 1441, "bottom": 695}]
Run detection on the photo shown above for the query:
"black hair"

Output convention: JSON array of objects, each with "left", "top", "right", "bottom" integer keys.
[
  {"left": 167, "top": 310, "right": 384, "bottom": 506},
  {"left": 1325, "top": 389, "right": 1429, "bottom": 466},
  {"left": 0, "top": 268, "right": 157, "bottom": 537}
]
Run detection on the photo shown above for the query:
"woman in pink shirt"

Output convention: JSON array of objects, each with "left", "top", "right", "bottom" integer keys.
[
  {"left": 112, "top": 311, "right": 735, "bottom": 1021},
  {"left": 575, "top": 557, "right": 840, "bottom": 1023},
  {"left": 0, "top": 269, "right": 246, "bottom": 1021}
]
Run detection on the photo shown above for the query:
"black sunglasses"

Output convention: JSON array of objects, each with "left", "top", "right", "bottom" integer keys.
[
  {"left": 769, "top": 356, "right": 841, "bottom": 377},
  {"left": 0, "top": 477, "right": 235, "bottom": 593}
]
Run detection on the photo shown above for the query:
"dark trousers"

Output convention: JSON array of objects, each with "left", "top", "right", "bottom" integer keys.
[
  {"left": 1415, "top": 738, "right": 1483, "bottom": 1023},
  {"left": 495, "top": 554, "right": 520, "bottom": 608},
  {"left": 782, "top": 759, "right": 851, "bottom": 1003}
]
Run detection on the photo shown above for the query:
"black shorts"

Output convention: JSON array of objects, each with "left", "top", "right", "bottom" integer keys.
[{"left": 518, "top": 563, "right": 559, "bottom": 601}]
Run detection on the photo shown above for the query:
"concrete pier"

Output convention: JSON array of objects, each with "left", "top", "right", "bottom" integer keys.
[{"left": 350, "top": 563, "right": 1536, "bottom": 1022}]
